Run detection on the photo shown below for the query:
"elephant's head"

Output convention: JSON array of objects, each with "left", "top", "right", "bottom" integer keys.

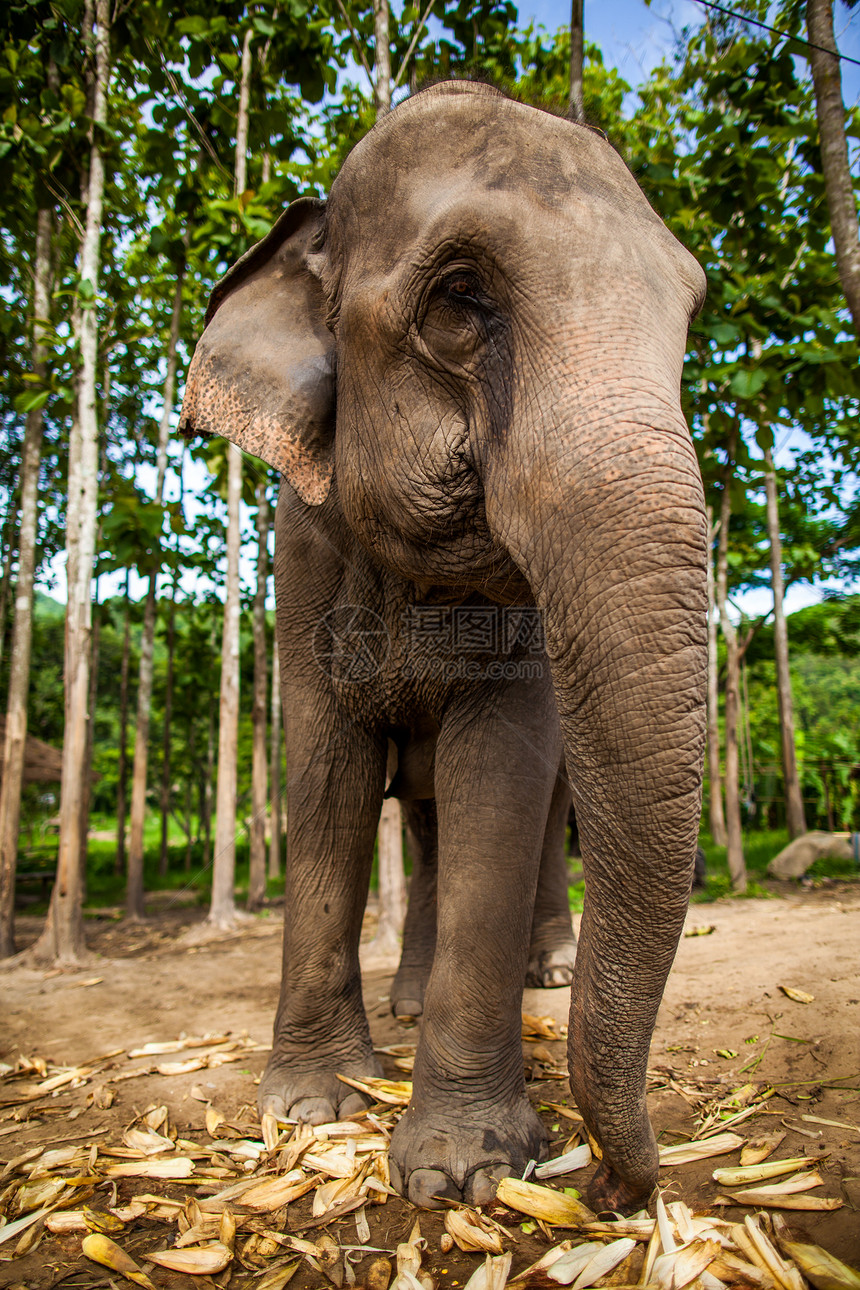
[{"left": 180, "top": 81, "right": 708, "bottom": 1212}]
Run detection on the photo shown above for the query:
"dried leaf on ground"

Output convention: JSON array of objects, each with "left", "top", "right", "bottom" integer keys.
[
  {"left": 522, "top": 1013, "right": 564, "bottom": 1040},
  {"left": 778, "top": 986, "right": 814, "bottom": 1004}
]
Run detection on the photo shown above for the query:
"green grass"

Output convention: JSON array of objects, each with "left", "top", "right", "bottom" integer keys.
[{"left": 567, "top": 825, "right": 856, "bottom": 911}]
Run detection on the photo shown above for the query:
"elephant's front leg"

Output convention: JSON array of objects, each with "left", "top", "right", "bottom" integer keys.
[
  {"left": 389, "top": 677, "right": 560, "bottom": 1208},
  {"left": 258, "top": 713, "right": 386, "bottom": 1124}
]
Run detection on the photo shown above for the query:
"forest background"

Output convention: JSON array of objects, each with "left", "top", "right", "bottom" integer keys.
[{"left": 0, "top": 0, "right": 858, "bottom": 962}]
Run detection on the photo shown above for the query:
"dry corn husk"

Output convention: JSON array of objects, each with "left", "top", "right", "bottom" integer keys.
[
  {"left": 122, "top": 1127, "right": 174, "bottom": 1155},
  {"left": 509, "top": 1240, "right": 574, "bottom": 1283},
  {"left": 740, "top": 1134, "right": 786, "bottom": 1166},
  {"left": 734, "top": 1217, "right": 804, "bottom": 1290},
  {"left": 445, "top": 1208, "right": 504, "bottom": 1254},
  {"left": 81, "top": 1233, "right": 157, "bottom": 1290},
  {"left": 257, "top": 1260, "right": 302, "bottom": 1290},
  {"left": 337, "top": 1074, "right": 413, "bottom": 1104},
  {"left": 653, "top": 1238, "right": 721, "bottom": 1290},
  {"left": 148, "top": 1241, "right": 233, "bottom": 1274},
  {"left": 535, "top": 1143, "right": 593, "bottom": 1178},
  {"left": 777, "top": 1240, "right": 860, "bottom": 1290},
  {"left": 13, "top": 1176, "right": 68, "bottom": 1213},
  {"left": 545, "top": 1241, "right": 606, "bottom": 1284},
  {"left": 464, "top": 1250, "right": 514, "bottom": 1290},
  {"left": 656, "top": 1192, "right": 677, "bottom": 1255},
  {"left": 709, "top": 1252, "right": 777, "bottom": 1287},
  {"left": 496, "top": 1176, "right": 593, "bottom": 1226},
  {"left": 722, "top": 1192, "right": 843, "bottom": 1211},
  {"left": 582, "top": 1218, "right": 655, "bottom": 1240},
  {"left": 659, "top": 1132, "right": 744, "bottom": 1166},
  {"left": 713, "top": 1158, "right": 813, "bottom": 1187},
  {"left": 104, "top": 1156, "right": 194, "bottom": 1180},
  {"left": 239, "top": 1169, "right": 324, "bottom": 1211},
  {"left": 556, "top": 1238, "right": 638, "bottom": 1288},
  {"left": 0, "top": 1205, "right": 52, "bottom": 1248}
]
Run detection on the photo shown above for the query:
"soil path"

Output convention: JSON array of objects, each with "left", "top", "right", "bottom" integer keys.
[{"left": 1, "top": 885, "right": 858, "bottom": 1287}]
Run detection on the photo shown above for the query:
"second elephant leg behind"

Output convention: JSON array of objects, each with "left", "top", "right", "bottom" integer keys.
[{"left": 391, "top": 774, "right": 577, "bottom": 1020}]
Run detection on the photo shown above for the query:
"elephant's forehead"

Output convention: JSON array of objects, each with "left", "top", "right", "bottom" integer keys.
[{"left": 332, "top": 90, "right": 657, "bottom": 234}]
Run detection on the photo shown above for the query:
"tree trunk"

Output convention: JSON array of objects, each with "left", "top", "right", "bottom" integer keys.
[
  {"left": 0, "top": 469, "right": 21, "bottom": 675},
  {"left": 34, "top": 0, "right": 110, "bottom": 963},
  {"left": 209, "top": 27, "right": 253, "bottom": 929},
  {"left": 715, "top": 474, "right": 746, "bottom": 894},
  {"left": 202, "top": 680, "right": 215, "bottom": 867},
  {"left": 0, "top": 206, "right": 52, "bottom": 958},
  {"left": 763, "top": 445, "right": 807, "bottom": 838},
  {"left": 248, "top": 483, "right": 269, "bottom": 911},
  {"left": 568, "top": 0, "right": 584, "bottom": 123},
  {"left": 364, "top": 744, "right": 407, "bottom": 960},
  {"left": 373, "top": 0, "right": 391, "bottom": 115},
  {"left": 806, "top": 0, "right": 860, "bottom": 336},
  {"left": 268, "top": 636, "right": 282, "bottom": 881},
  {"left": 158, "top": 576, "right": 178, "bottom": 876},
  {"left": 210, "top": 445, "right": 242, "bottom": 926},
  {"left": 115, "top": 570, "right": 131, "bottom": 875},
  {"left": 366, "top": 0, "right": 405, "bottom": 955},
  {"left": 185, "top": 718, "right": 195, "bottom": 871},
  {"left": 79, "top": 578, "right": 102, "bottom": 889},
  {"left": 705, "top": 506, "right": 726, "bottom": 847},
  {"left": 126, "top": 261, "right": 184, "bottom": 918}
]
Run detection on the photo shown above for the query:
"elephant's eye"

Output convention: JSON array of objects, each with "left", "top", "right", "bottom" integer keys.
[{"left": 442, "top": 271, "right": 482, "bottom": 308}]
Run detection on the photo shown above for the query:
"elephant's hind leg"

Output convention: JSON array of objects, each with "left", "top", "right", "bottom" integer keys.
[
  {"left": 391, "top": 799, "right": 438, "bottom": 1020},
  {"left": 525, "top": 773, "right": 578, "bottom": 989}
]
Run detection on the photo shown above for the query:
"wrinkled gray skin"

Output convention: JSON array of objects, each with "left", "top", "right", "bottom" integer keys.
[
  {"left": 392, "top": 775, "right": 577, "bottom": 1019},
  {"left": 179, "top": 82, "right": 708, "bottom": 1215}
]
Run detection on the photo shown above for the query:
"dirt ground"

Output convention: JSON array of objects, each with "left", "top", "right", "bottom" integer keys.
[{"left": 1, "top": 881, "right": 858, "bottom": 1287}]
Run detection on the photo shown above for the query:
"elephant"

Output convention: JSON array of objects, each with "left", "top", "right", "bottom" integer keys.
[
  {"left": 179, "top": 80, "right": 708, "bottom": 1215},
  {"left": 392, "top": 774, "right": 578, "bottom": 1019}
]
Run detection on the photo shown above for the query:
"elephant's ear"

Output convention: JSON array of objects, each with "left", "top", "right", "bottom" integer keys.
[{"left": 180, "top": 196, "right": 334, "bottom": 506}]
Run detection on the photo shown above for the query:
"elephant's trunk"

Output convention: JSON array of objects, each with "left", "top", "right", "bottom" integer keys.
[{"left": 487, "top": 382, "right": 708, "bottom": 1211}]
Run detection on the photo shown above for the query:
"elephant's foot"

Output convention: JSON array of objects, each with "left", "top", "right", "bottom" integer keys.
[
  {"left": 525, "top": 935, "right": 577, "bottom": 989},
  {"left": 586, "top": 1156, "right": 656, "bottom": 1216},
  {"left": 389, "top": 1094, "right": 548, "bottom": 1209},
  {"left": 258, "top": 1049, "right": 383, "bottom": 1125},
  {"left": 390, "top": 962, "right": 431, "bottom": 1020}
]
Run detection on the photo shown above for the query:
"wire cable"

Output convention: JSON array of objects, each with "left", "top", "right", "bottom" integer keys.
[{"left": 692, "top": 0, "right": 860, "bottom": 68}]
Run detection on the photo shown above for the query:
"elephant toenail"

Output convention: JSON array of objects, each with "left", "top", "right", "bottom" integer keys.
[
  {"left": 465, "top": 1163, "right": 512, "bottom": 1206},
  {"left": 290, "top": 1097, "right": 336, "bottom": 1125},
  {"left": 408, "top": 1168, "right": 460, "bottom": 1209}
]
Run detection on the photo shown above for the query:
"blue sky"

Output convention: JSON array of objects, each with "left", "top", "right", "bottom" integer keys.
[{"left": 519, "top": 0, "right": 859, "bottom": 108}]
